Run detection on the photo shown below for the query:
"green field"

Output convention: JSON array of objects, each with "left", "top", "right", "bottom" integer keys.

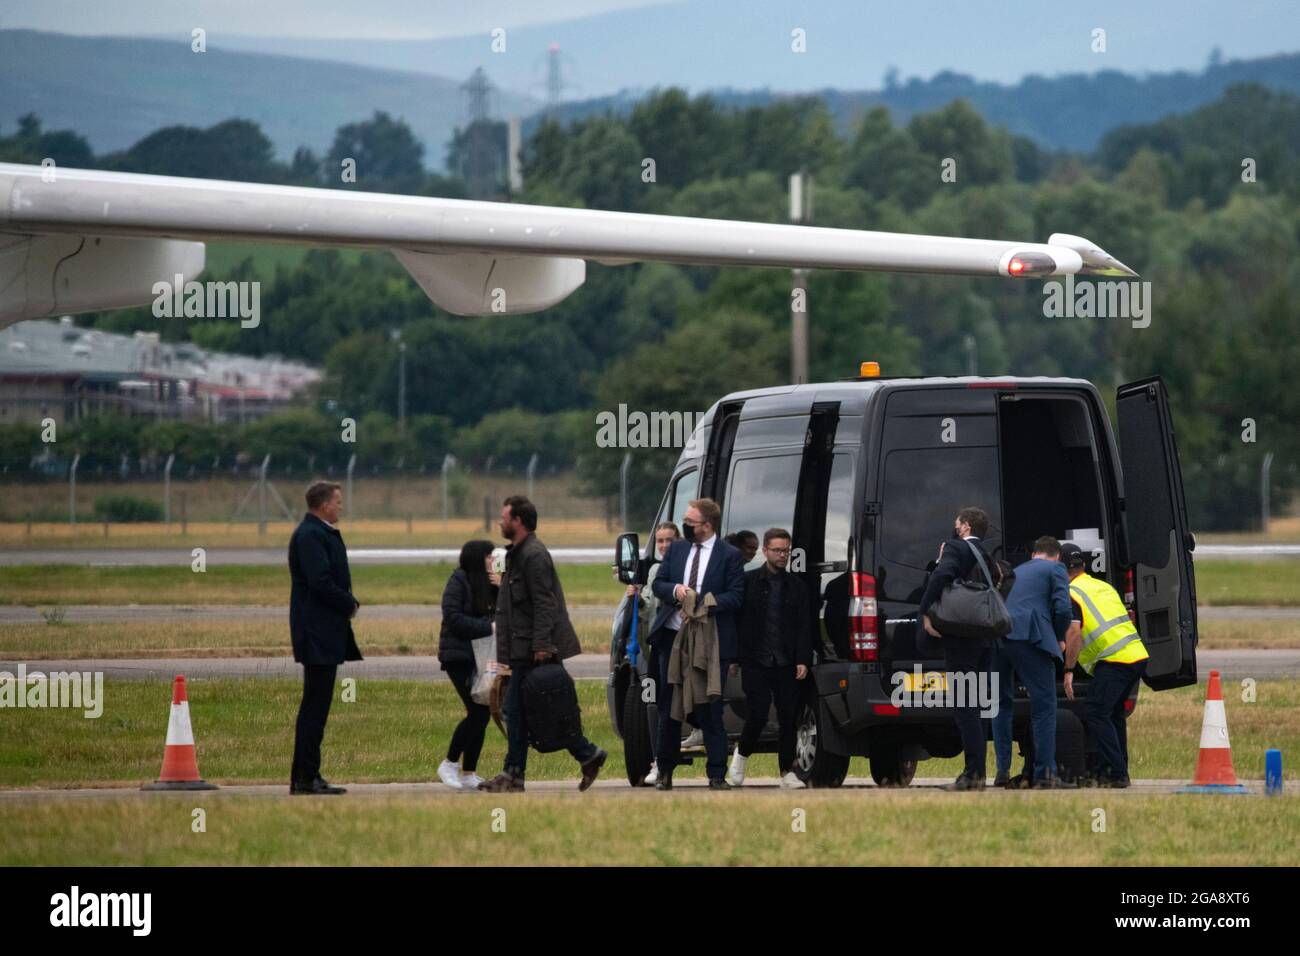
[
  {"left": 1193, "top": 559, "right": 1300, "bottom": 606},
  {"left": 0, "top": 616, "right": 1291, "bottom": 661},
  {"left": 0, "top": 559, "right": 1293, "bottom": 608},
  {"left": 2, "top": 676, "right": 1297, "bottom": 866},
  {"left": 3, "top": 791, "right": 1297, "bottom": 866},
  {"left": 3, "top": 676, "right": 1296, "bottom": 791},
  {"left": 0, "top": 562, "right": 626, "bottom": 607},
  {"left": 0, "top": 616, "right": 616, "bottom": 658}
]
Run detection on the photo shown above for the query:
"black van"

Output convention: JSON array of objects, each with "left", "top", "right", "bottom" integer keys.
[{"left": 608, "top": 373, "right": 1198, "bottom": 787}]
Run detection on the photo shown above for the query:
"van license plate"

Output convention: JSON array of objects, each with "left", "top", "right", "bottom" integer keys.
[{"left": 900, "top": 671, "right": 948, "bottom": 692}]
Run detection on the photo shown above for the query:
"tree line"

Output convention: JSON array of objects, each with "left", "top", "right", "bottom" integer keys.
[{"left": 1, "top": 83, "right": 1297, "bottom": 528}]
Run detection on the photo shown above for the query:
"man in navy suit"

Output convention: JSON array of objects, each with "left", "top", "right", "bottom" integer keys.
[
  {"left": 992, "top": 535, "right": 1076, "bottom": 789},
  {"left": 649, "top": 497, "right": 745, "bottom": 789}
]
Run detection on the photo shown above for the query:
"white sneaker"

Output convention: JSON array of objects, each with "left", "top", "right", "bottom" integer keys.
[
  {"left": 460, "top": 772, "right": 484, "bottom": 791},
  {"left": 437, "top": 759, "right": 463, "bottom": 790},
  {"left": 643, "top": 762, "right": 659, "bottom": 785},
  {"left": 780, "top": 771, "right": 807, "bottom": 789},
  {"left": 681, "top": 728, "right": 705, "bottom": 750},
  {"left": 727, "top": 750, "right": 748, "bottom": 787}
]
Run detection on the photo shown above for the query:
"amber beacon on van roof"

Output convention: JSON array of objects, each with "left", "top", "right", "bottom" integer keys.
[{"left": 0, "top": 162, "right": 1138, "bottom": 330}]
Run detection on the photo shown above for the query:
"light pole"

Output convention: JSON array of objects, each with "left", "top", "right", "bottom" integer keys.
[
  {"left": 789, "top": 169, "right": 813, "bottom": 384},
  {"left": 1262, "top": 452, "right": 1274, "bottom": 534},
  {"left": 391, "top": 328, "right": 406, "bottom": 435}
]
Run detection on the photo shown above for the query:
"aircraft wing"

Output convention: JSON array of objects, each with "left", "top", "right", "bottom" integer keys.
[{"left": 0, "top": 162, "right": 1137, "bottom": 328}]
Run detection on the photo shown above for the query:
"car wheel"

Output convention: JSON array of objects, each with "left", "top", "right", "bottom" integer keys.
[
  {"left": 868, "top": 742, "right": 917, "bottom": 788},
  {"left": 622, "top": 679, "right": 654, "bottom": 786},
  {"left": 793, "top": 699, "right": 849, "bottom": 788}
]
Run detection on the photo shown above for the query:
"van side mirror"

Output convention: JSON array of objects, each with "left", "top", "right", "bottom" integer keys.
[{"left": 615, "top": 532, "right": 642, "bottom": 585}]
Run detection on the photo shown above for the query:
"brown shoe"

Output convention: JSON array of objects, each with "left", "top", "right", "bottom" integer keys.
[
  {"left": 478, "top": 771, "right": 524, "bottom": 793},
  {"left": 579, "top": 748, "right": 607, "bottom": 792}
]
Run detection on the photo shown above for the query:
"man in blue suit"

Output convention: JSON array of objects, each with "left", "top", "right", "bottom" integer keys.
[
  {"left": 993, "top": 536, "right": 1076, "bottom": 789},
  {"left": 649, "top": 497, "right": 746, "bottom": 789}
]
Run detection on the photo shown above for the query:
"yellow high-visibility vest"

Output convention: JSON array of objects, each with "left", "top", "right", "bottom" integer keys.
[{"left": 1069, "top": 572, "right": 1148, "bottom": 675}]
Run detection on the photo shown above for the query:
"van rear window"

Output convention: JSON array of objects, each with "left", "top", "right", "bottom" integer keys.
[
  {"left": 879, "top": 447, "right": 1001, "bottom": 570},
  {"left": 724, "top": 454, "right": 802, "bottom": 539}
]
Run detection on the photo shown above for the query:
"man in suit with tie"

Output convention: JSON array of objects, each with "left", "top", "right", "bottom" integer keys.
[
  {"left": 992, "top": 536, "right": 1077, "bottom": 789},
  {"left": 920, "top": 506, "right": 996, "bottom": 791},
  {"left": 649, "top": 498, "right": 746, "bottom": 789}
]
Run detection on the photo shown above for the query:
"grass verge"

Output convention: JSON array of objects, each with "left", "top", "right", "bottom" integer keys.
[
  {"left": 1, "top": 559, "right": 1295, "bottom": 608},
  {"left": 0, "top": 617, "right": 613, "bottom": 658},
  {"left": 2, "top": 616, "right": 1294, "bottom": 661},
  {"left": 2, "top": 677, "right": 1297, "bottom": 790},
  {"left": 2, "top": 791, "right": 1297, "bottom": 865},
  {"left": 0, "top": 562, "right": 626, "bottom": 607}
]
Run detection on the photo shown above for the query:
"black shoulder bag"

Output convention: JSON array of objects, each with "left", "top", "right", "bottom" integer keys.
[{"left": 928, "top": 540, "right": 1013, "bottom": 639}]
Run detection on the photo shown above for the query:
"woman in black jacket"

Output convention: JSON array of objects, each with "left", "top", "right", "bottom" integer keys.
[{"left": 436, "top": 539, "right": 498, "bottom": 791}]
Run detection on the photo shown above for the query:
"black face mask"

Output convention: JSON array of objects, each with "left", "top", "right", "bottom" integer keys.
[
  {"left": 951, "top": 527, "right": 963, "bottom": 539},
  {"left": 683, "top": 522, "right": 697, "bottom": 543}
]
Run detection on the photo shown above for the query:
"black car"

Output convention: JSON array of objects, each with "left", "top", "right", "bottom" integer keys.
[{"left": 609, "top": 372, "right": 1198, "bottom": 787}]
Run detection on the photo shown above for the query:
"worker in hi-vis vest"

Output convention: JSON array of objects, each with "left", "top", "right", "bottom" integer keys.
[{"left": 1060, "top": 543, "right": 1148, "bottom": 788}]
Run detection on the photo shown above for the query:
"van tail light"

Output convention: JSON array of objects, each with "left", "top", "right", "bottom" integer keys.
[
  {"left": 849, "top": 572, "right": 878, "bottom": 662},
  {"left": 1123, "top": 697, "right": 1136, "bottom": 715},
  {"left": 1124, "top": 567, "right": 1136, "bottom": 624}
]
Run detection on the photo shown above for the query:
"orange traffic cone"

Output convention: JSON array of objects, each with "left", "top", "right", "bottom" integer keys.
[
  {"left": 142, "top": 676, "right": 218, "bottom": 791},
  {"left": 1179, "top": 669, "right": 1248, "bottom": 794}
]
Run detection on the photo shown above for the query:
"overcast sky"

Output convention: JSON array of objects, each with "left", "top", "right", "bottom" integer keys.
[
  {"left": 3, "top": 0, "right": 1295, "bottom": 94},
  {"left": 0, "top": 0, "right": 665, "bottom": 40}
]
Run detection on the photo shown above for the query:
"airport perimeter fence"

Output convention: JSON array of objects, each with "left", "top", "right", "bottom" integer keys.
[
  {"left": 0, "top": 451, "right": 622, "bottom": 531},
  {"left": 0, "top": 452, "right": 1292, "bottom": 536}
]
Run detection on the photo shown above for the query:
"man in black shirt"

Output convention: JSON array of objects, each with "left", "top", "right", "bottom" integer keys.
[{"left": 728, "top": 528, "right": 812, "bottom": 789}]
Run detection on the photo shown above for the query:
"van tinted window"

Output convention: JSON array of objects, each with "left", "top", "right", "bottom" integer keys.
[
  {"left": 669, "top": 469, "right": 698, "bottom": 525},
  {"left": 879, "top": 446, "right": 1001, "bottom": 571},
  {"left": 732, "top": 416, "right": 809, "bottom": 451},
  {"left": 724, "top": 454, "right": 802, "bottom": 540},
  {"left": 824, "top": 453, "right": 854, "bottom": 564}
]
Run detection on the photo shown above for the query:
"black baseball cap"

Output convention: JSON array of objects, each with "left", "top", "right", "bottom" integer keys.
[{"left": 1059, "top": 543, "right": 1087, "bottom": 569}]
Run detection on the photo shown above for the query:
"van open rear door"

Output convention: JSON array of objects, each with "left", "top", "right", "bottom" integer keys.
[{"left": 1116, "top": 377, "right": 1198, "bottom": 690}]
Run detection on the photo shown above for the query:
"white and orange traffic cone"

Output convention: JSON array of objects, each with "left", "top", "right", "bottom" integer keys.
[
  {"left": 142, "top": 675, "right": 218, "bottom": 791},
  {"left": 1178, "top": 669, "right": 1248, "bottom": 794}
]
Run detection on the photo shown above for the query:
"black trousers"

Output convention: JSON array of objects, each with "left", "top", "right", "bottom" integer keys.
[
  {"left": 291, "top": 663, "right": 336, "bottom": 784},
  {"left": 444, "top": 660, "right": 491, "bottom": 773},
  {"left": 1088, "top": 659, "right": 1146, "bottom": 782},
  {"left": 503, "top": 660, "right": 599, "bottom": 774},
  {"left": 943, "top": 637, "right": 992, "bottom": 779},
  {"left": 654, "top": 627, "right": 731, "bottom": 780},
  {"left": 737, "top": 663, "right": 801, "bottom": 773}
]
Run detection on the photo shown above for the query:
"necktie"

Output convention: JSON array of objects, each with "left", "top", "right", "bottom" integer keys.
[{"left": 688, "top": 544, "right": 701, "bottom": 591}]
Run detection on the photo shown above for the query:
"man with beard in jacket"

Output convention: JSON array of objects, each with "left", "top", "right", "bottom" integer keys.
[{"left": 479, "top": 496, "right": 607, "bottom": 792}]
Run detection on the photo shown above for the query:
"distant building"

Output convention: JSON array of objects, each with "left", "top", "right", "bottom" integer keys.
[{"left": 0, "top": 317, "right": 320, "bottom": 425}]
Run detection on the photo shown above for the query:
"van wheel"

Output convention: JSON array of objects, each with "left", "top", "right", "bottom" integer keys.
[
  {"left": 621, "top": 683, "right": 654, "bottom": 786},
  {"left": 793, "top": 700, "right": 850, "bottom": 788},
  {"left": 869, "top": 743, "right": 917, "bottom": 788}
]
